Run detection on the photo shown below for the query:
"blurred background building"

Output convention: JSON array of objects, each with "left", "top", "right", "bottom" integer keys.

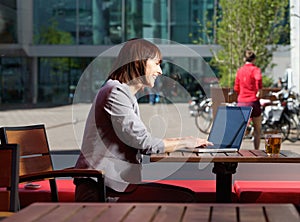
[{"left": 0, "top": 0, "right": 292, "bottom": 107}]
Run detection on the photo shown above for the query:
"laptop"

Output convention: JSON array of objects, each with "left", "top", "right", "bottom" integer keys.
[{"left": 184, "top": 106, "right": 252, "bottom": 153}]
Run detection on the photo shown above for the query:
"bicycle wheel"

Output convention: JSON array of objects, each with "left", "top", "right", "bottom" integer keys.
[
  {"left": 287, "top": 113, "right": 300, "bottom": 142},
  {"left": 280, "top": 115, "right": 290, "bottom": 141},
  {"left": 195, "top": 105, "right": 213, "bottom": 134}
]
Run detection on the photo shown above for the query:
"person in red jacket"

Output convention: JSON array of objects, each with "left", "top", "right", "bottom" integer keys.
[{"left": 234, "top": 50, "right": 263, "bottom": 150}]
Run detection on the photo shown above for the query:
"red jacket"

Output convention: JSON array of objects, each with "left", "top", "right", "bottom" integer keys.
[{"left": 234, "top": 63, "right": 262, "bottom": 102}]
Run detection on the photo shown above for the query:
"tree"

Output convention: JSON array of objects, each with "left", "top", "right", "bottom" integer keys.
[{"left": 193, "top": 0, "right": 290, "bottom": 87}]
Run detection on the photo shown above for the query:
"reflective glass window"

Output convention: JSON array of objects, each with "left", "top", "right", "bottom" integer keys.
[
  {"left": 33, "top": 0, "right": 216, "bottom": 45},
  {"left": 37, "top": 57, "right": 98, "bottom": 104},
  {"left": 38, "top": 56, "right": 118, "bottom": 104},
  {"left": 33, "top": 0, "right": 76, "bottom": 44},
  {"left": 90, "top": 0, "right": 122, "bottom": 44},
  {"left": 141, "top": 0, "right": 168, "bottom": 40},
  {"left": 33, "top": 0, "right": 123, "bottom": 45},
  {"left": 171, "top": 0, "right": 215, "bottom": 44},
  {"left": 0, "top": 0, "right": 17, "bottom": 43},
  {"left": 78, "top": 0, "right": 122, "bottom": 44},
  {"left": 0, "top": 57, "right": 27, "bottom": 103}
]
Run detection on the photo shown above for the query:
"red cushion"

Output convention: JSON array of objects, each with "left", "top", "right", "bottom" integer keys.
[
  {"left": 234, "top": 181, "right": 300, "bottom": 204},
  {"left": 144, "top": 180, "right": 238, "bottom": 203},
  {"left": 19, "top": 179, "right": 75, "bottom": 208}
]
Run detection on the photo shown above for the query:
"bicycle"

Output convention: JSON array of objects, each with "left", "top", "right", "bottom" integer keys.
[
  {"left": 284, "top": 90, "right": 300, "bottom": 142},
  {"left": 188, "top": 96, "right": 213, "bottom": 134},
  {"left": 248, "top": 88, "right": 300, "bottom": 142}
]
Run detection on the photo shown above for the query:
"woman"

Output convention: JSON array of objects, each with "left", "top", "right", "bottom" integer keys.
[
  {"left": 74, "top": 38, "right": 212, "bottom": 202},
  {"left": 234, "top": 49, "right": 263, "bottom": 150}
]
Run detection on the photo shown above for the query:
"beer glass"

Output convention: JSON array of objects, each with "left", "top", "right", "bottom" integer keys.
[{"left": 265, "top": 134, "right": 282, "bottom": 157}]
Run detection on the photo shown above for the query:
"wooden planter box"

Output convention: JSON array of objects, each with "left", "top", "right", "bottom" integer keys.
[{"left": 210, "top": 87, "right": 281, "bottom": 117}]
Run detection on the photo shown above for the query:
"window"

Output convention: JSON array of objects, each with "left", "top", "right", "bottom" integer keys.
[{"left": 0, "top": 0, "right": 17, "bottom": 43}]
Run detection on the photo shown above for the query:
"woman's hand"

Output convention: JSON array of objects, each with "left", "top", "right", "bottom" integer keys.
[
  {"left": 182, "top": 136, "right": 213, "bottom": 148},
  {"left": 163, "top": 136, "right": 213, "bottom": 153}
]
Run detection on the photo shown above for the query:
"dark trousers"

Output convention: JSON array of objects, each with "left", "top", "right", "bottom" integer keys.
[{"left": 74, "top": 178, "right": 196, "bottom": 202}]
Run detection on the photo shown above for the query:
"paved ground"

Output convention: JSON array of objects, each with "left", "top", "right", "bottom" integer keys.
[
  {"left": 1, "top": 103, "right": 299, "bottom": 180},
  {"left": 0, "top": 103, "right": 299, "bottom": 153}
]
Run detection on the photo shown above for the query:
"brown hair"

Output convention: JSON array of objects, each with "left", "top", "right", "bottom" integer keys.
[
  {"left": 244, "top": 50, "right": 256, "bottom": 62},
  {"left": 108, "top": 38, "right": 162, "bottom": 84}
]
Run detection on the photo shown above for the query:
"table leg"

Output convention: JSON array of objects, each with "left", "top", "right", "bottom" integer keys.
[{"left": 212, "top": 162, "right": 238, "bottom": 203}]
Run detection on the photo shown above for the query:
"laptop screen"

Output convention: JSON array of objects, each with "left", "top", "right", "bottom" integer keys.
[{"left": 207, "top": 106, "right": 252, "bottom": 149}]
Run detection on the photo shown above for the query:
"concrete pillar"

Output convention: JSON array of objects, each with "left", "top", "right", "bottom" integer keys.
[
  {"left": 17, "top": 0, "right": 32, "bottom": 46},
  {"left": 31, "top": 57, "right": 38, "bottom": 104},
  {"left": 92, "top": 0, "right": 104, "bottom": 44},
  {"left": 290, "top": 0, "right": 300, "bottom": 93}
]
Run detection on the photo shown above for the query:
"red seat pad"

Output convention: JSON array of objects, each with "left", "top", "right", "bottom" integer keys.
[
  {"left": 144, "top": 180, "right": 238, "bottom": 203},
  {"left": 19, "top": 179, "right": 75, "bottom": 208},
  {"left": 234, "top": 181, "right": 300, "bottom": 204}
]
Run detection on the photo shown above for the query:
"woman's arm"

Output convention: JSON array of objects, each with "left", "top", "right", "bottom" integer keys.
[{"left": 163, "top": 137, "right": 213, "bottom": 153}]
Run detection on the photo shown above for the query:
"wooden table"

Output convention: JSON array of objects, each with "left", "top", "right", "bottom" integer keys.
[
  {"left": 150, "top": 149, "right": 300, "bottom": 203},
  {"left": 2, "top": 202, "right": 300, "bottom": 222}
]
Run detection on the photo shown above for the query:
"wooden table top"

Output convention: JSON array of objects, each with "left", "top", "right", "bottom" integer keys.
[
  {"left": 150, "top": 149, "right": 300, "bottom": 163},
  {"left": 3, "top": 203, "right": 299, "bottom": 222}
]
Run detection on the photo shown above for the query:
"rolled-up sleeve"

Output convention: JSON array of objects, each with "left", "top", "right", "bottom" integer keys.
[{"left": 104, "top": 85, "right": 164, "bottom": 154}]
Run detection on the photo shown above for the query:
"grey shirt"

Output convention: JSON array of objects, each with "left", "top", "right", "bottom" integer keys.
[{"left": 75, "top": 79, "right": 164, "bottom": 192}]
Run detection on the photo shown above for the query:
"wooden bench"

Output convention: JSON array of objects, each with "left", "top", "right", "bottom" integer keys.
[
  {"left": 144, "top": 180, "right": 238, "bottom": 203},
  {"left": 234, "top": 180, "right": 300, "bottom": 204},
  {"left": 18, "top": 180, "right": 75, "bottom": 208},
  {"left": 18, "top": 179, "right": 239, "bottom": 207},
  {"left": 19, "top": 179, "right": 300, "bottom": 206}
]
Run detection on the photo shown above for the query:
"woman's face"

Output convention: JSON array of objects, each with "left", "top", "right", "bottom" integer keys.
[{"left": 144, "top": 58, "right": 162, "bottom": 88}]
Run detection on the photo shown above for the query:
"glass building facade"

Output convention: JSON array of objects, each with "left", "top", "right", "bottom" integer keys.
[
  {"left": 32, "top": 0, "right": 214, "bottom": 45},
  {"left": 0, "top": 0, "right": 218, "bottom": 106},
  {"left": 0, "top": 0, "right": 289, "bottom": 106}
]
